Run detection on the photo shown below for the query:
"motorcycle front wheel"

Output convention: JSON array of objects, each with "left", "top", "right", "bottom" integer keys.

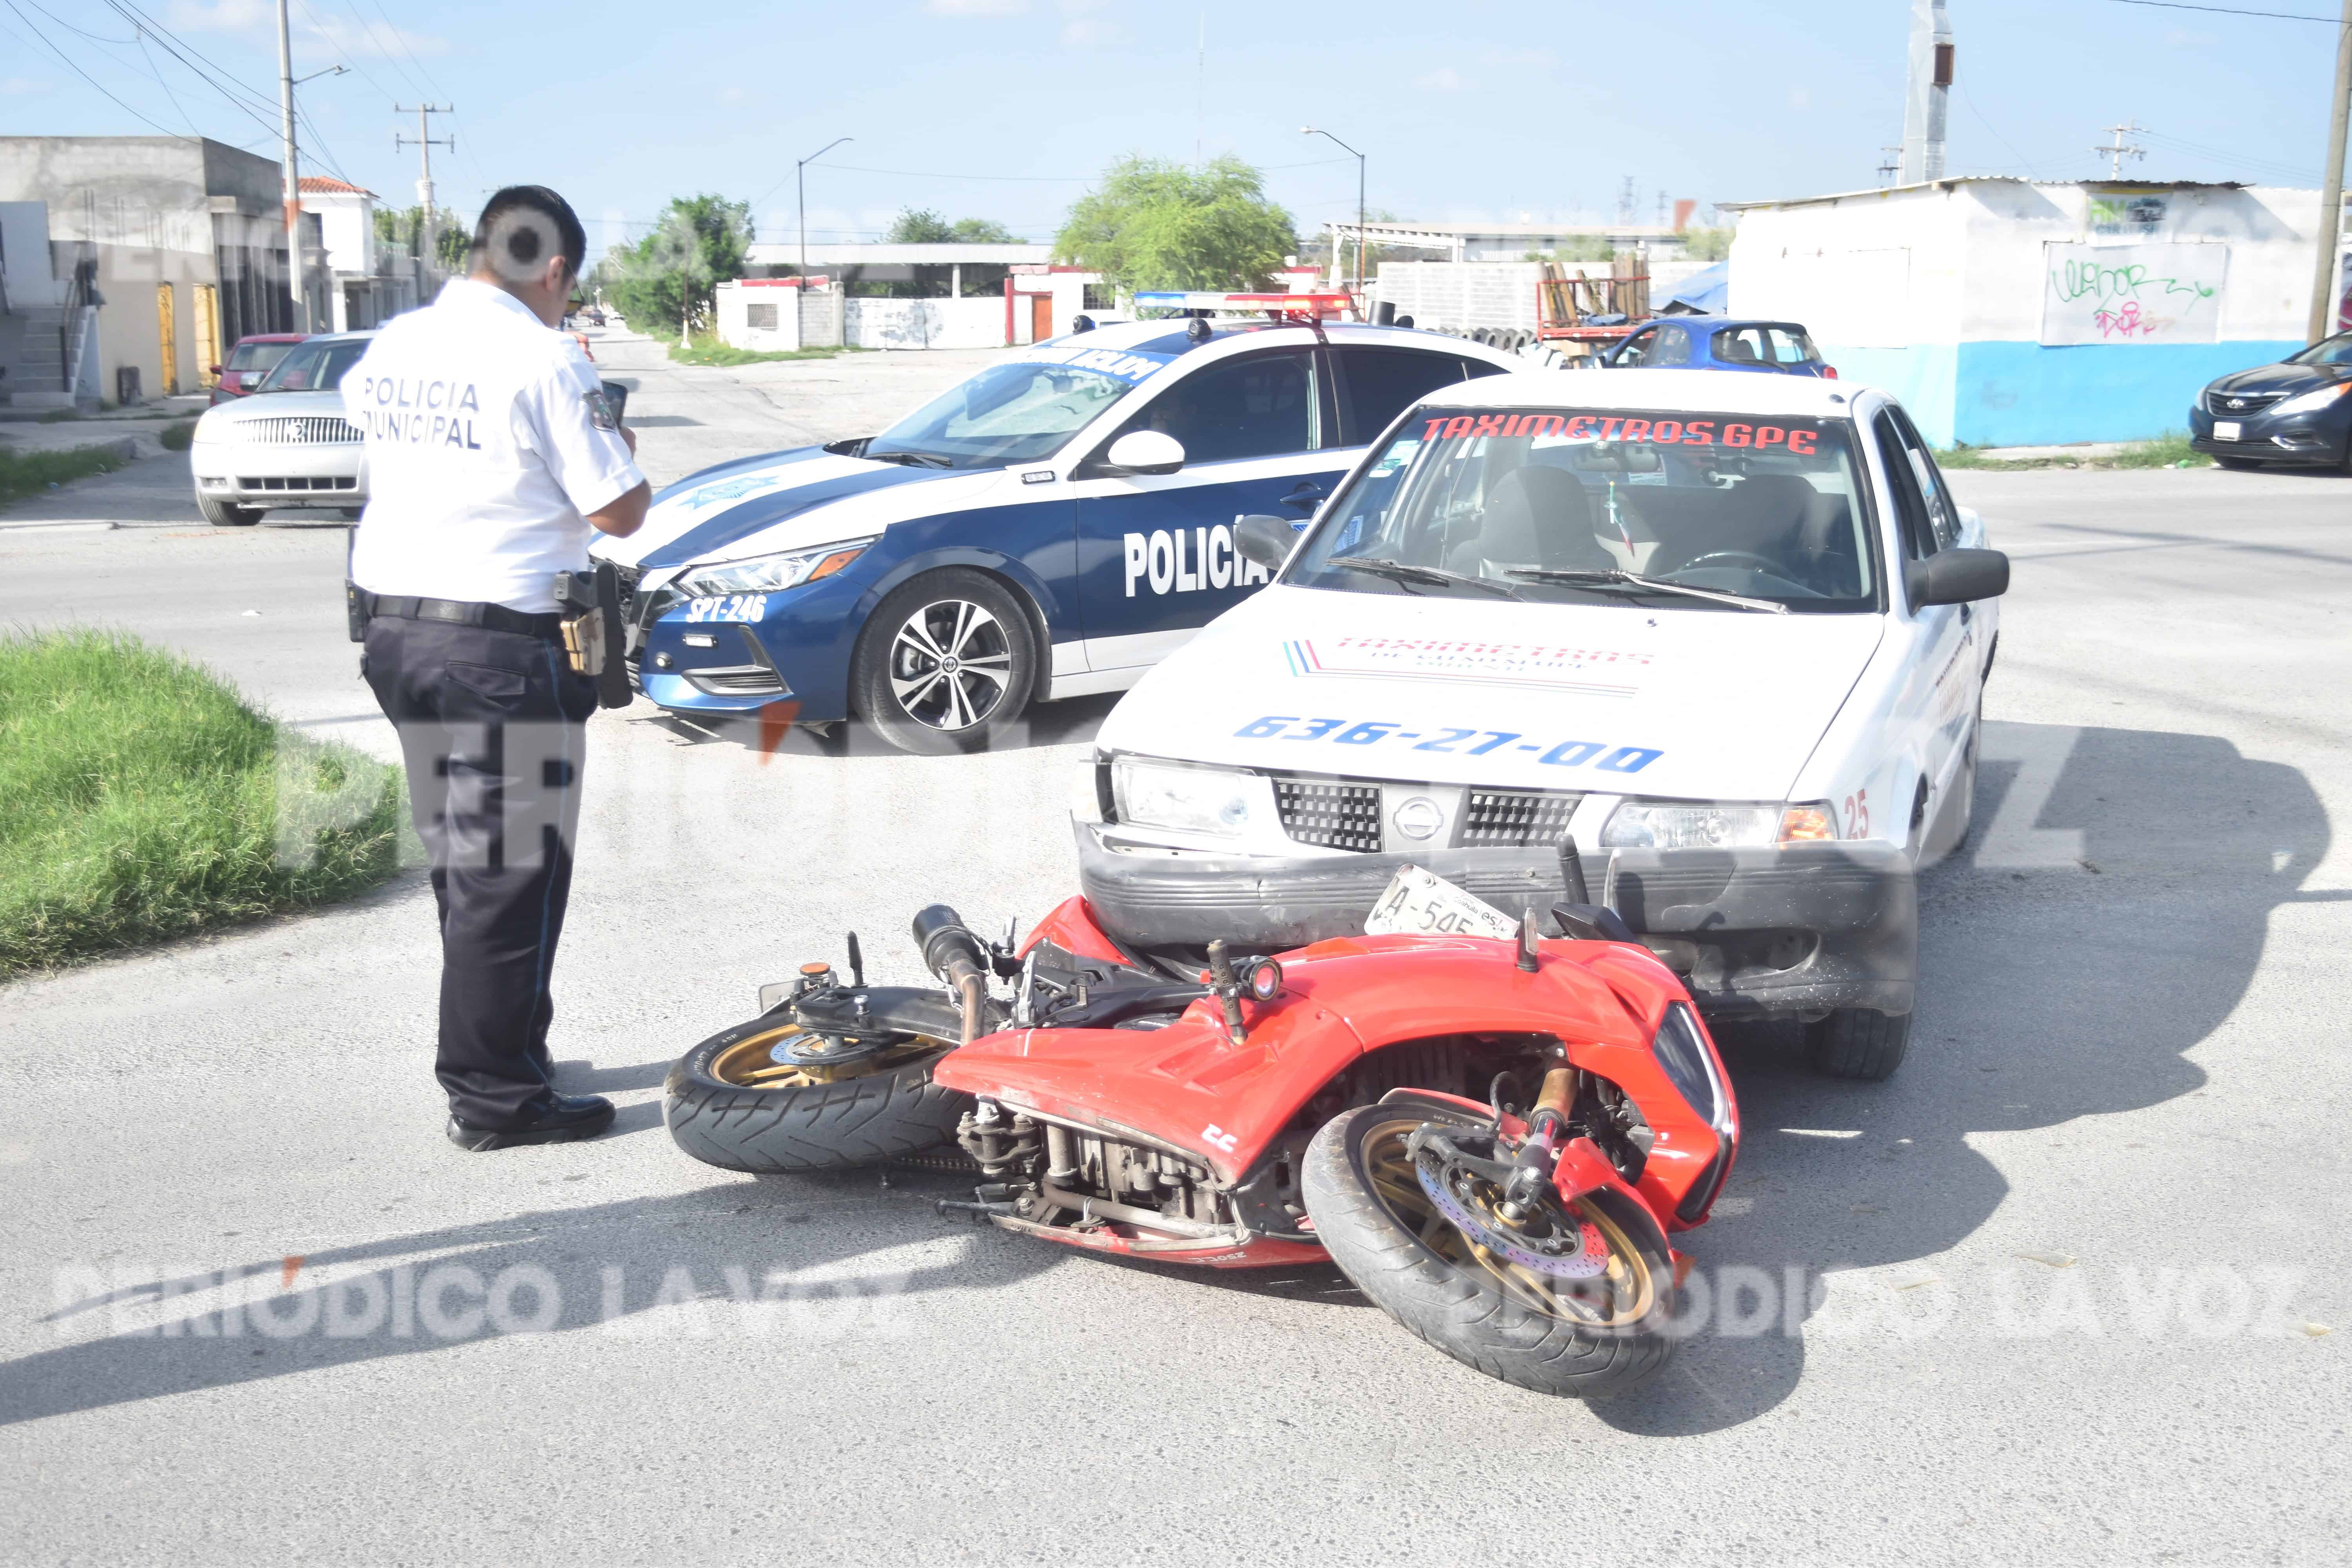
[
  {"left": 665, "top": 1016, "right": 969, "bottom": 1173},
  {"left": 1303, "top": 1102, "right": 1677, "bottom": 1398}
]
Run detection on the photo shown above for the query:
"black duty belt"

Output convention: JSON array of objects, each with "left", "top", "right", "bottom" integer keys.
[{"left": 361, "top": 593, "right": 566, "bottom": 639}]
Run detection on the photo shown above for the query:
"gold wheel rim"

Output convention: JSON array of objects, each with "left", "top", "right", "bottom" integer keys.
[
  {"left": 710, "top": 1024, "right": 948, "bottom": 1088},
  {"left": 1357, "top": 1114, "right": 1657, "bottom": 1329}
]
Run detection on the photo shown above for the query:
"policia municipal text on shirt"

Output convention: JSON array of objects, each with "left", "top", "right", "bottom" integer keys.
[{"left": 343, "top": 186, "right": 651, "bottom": 1151}]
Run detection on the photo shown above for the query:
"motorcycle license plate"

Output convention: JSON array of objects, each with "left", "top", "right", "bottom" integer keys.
[
  {"left": 1365, "top": 865, "right": 1519, "bottom": 940},
  {"left": 2213, "top": 421, "right": 2242, "bottom": 441}
]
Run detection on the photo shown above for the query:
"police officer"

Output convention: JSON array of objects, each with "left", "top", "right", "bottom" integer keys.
[{"left": 344, "top": 185, "right": 649, "bottom": 1151}]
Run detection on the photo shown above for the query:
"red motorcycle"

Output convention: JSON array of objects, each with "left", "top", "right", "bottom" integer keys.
[{"left": 665, "top": 889, "right": 1738, "bottom": 1398}]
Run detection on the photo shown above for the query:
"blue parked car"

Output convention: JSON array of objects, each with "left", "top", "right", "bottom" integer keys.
[
  {"left": 594, "top": 316, "right": 1524, "bottom": 752},
  {"left": 1599, "top": 318, "right": 1836, "bottom": 378}
]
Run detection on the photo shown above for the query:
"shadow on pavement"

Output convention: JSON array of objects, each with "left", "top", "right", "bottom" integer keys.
[
  {"left": 5, "top": 1169, "right": 1054, "bottom": 1429},
  {"left": 1588, "top": 719, "right": 2327, "bottom": 1435},
  {"left": 639, "top": 693, "right": 1122, "bottom": 759}
]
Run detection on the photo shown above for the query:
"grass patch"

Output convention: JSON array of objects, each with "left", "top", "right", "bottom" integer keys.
[
  {"left": 1937, "top": 431, "right": 2213, "bottom": 472},
  {"left": 0, "top": 629, "right": 407, "bottom": 978},
  {"left": 159, "top": 419, "right": 197, "bottom": 452},
  {"left": 0, "top": 443, "right": 133, "bottom": 510},
  {"left": 667, "top": 333, "right": 858, "bottom": 368}
]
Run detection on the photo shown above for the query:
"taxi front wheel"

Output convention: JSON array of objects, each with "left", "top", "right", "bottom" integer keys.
[{"left": 851, "top": 568, "right": 1039, "bottom": 755}]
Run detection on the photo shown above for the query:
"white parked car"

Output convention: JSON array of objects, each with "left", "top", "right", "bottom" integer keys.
[
  {"left": 1076, "top": 368, "right": 2008, "bottom": 1081},
  {"left": 188, "top": 332, "right": 374, "bottom": 526}
]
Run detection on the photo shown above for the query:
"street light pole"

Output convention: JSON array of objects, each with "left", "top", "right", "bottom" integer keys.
[
  {"left": 798, "top": 136, "right": 853, "bottom": 285},
  {"left": 2308, "top": 1, "right": 2352, "bottom": 344},
  {"left": 276, "top": 0, "right": 306, "bottom": 333},
  {"left": 1302, "top": 127, "right": 1366, "bottom": 312}
]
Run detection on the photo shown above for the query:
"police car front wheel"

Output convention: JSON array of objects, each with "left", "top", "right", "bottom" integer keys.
[{"left": 852, "top": 569, "right": 1039, "bottom": 755}]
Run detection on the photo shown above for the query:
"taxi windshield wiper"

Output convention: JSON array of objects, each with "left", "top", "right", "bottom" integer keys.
[
  {"left": 1504, "top": 567, "right": 1788, "bottom": 614},
  {"left": 866, "top": 449, "right": 955, "bottom": 469},
  {"left": 1327, "top": 555, "right": 1521, "bottom": 599}
]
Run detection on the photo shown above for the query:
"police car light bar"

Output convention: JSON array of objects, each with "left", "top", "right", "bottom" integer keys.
[{"left": 1132, "top": 291, "right": 1355, "bottom": 317}]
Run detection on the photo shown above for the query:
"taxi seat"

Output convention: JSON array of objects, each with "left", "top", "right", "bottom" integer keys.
[{"left": 1447, "top": 464, "right": 1614, "bottom": 577}]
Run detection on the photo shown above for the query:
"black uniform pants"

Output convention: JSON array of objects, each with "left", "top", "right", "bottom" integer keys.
[{"left": 363, "top": 614, "right": 597, "bottom": 1128}]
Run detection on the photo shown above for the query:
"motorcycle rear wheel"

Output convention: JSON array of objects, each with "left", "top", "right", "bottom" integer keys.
[
  {"left": 664, "top": 1016, "right": 969, "bottom": 1173},
  {"left": 1303, "top": 1103, "right": 1676, "bottom": 1398}
]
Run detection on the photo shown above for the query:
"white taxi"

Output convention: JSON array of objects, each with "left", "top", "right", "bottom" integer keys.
[{"left": 1076, "top": 369, "right": 2009, "bottom": 1081}]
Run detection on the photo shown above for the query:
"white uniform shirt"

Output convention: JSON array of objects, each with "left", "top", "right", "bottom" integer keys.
[{"left": 346, "top": 278, "right": 644, "bottom": 613}]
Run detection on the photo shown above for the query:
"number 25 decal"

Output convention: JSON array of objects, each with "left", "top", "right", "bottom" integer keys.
[{"left": 1842, "top": 788, "right": 1870, "bottom": 840}]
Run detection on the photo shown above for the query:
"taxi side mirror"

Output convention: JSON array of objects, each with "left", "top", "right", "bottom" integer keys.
[
  {"left": 1234, "top": 514, "right": 1298, "bottom": 572},
  {"left": 1906, "top": 546, "right": 2009, "bottom": 608},
  {"left": 1101, "top": 430, "right": 1185, "bottom": 476}
]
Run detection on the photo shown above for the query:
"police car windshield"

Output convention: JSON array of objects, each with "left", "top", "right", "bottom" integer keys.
[
  {"left": 865, "top": 358, "right": 1140, "bottom": 469},
  {"left": 256, "top": 339, "right": 368, "bottom": 394},
  {"left": 1292, "top": 408, "right": 1879, "bottom": 612}
]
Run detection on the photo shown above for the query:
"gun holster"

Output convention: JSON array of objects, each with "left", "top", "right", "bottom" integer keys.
[{"left": 554, "top": 563, "right": 633, "bottom": 710}]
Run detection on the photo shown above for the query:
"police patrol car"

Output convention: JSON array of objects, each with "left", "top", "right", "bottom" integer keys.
[
  {"left": 591, "top": 299, "right": 1523, "bottom": 751},
  {"left": 1075, "top": 368, "right": 2009, "bottom": 1082}
]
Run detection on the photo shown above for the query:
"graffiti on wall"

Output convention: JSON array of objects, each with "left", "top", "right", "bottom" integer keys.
[{"left": 2040, "top": 242, "right": 2227, "bottom": 345}]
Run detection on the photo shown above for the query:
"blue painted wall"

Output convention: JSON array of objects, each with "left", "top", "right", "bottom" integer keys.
[{"left": 1816, "top": 338, "right": 2304, "bottom": 448}]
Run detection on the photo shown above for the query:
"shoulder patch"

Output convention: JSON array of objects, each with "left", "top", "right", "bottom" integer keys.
[{"left": 583, "top": 387, "right": 619, "bottom": 432}]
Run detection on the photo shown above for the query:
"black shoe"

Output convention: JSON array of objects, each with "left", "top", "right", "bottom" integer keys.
[{"left": 446, "top": 1093, "right": 615, "bottom": 1151}]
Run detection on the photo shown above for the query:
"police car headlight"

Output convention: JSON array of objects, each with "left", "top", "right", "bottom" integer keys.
[
  {"left": 1111, "top": 756, "right": 1258, "bottom": 838},
  {"left": 675, "top": 538, "right": 875, "bottom": 598},
  {"left": 1600, "top": 800, "right": 1838, "bottom": 849}
]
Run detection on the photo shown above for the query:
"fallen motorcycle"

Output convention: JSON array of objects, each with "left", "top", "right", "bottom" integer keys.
[{"left": 664, "top": 885, "right": 1739, "bottom": 1398}]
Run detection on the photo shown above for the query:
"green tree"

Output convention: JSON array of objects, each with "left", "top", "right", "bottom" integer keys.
[
  {"left": 1679, "top": 226, "right": 1732, "bottom": 262},
  {"left": 884, "top": 208, "right": 1024, "bottom": 244},
  {"left": 1054, "top": 156, "right": 1296, "bottom": 294},
  {"left": 599, "top": 194, "right": 753, "bottom": 334},
  {"left": 372, "top": 204, "right": 469, "bottom": 270}
]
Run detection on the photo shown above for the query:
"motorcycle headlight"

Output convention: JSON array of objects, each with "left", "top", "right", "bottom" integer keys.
[
  {"left": 1650, "top": 1002, "right": 1724, "bottom": 1127},
  {"left": 1111, "top": 756, "right": 1259, "bottom": 838},
  {"left": 2272, "top": 381, "right": 2352, "bottom": 418},
  {"left": 1599, "top": 800, "right": 1837, "bottom": 849},
  {"left": 674, "top": 538, "right": 873, "bottom": 599}
]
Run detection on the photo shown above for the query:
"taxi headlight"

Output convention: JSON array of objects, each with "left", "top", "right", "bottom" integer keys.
[
  {"left": 1111, "top": 756, "right": 1256, "bottom": 838},
  {"left": 1600, "top": 800, "right": 1838, "bottom": 849},
  {"left": 2271, "top": 381, "right": 2352, "bottom": 418},
  {"left": 675, "top": 538, "right": 874, "bottom": 598}
]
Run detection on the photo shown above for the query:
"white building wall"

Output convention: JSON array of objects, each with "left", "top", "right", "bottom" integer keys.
[
  {"left": 714, "top": 279, "right": 804, "bottom": 351},
  {"left": 845, "top": 296, "right": 1003, "bottom": 350}
]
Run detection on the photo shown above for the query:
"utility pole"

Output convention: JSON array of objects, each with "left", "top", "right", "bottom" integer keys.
[
  {"left": 2095, "top": 120, "right": 2146, "bottom": 180},
  {"left": 1900, "top": 0, "right": 1954, "bottom": 183},
  {"left": 394, "top": 104, "right": 454, "bottom": 278},
  {"left": 2308, "top": 1, "right": 2352, "bottom": 344},
  {"left": 275, "top": 0, "right": 306, "bottom": 332},
  {"left": 1302, "top": 127, "right": 1366, "bottom": 308},
  {"left": 797, "top": 136, "right": 852, "bottom": 285}
]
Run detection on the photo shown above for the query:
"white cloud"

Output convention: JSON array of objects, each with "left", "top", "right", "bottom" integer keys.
[
  {"left": 1788, "top": 87, "right": 1809, "bottom": 109},
  {"left": 719, "top": 85, "right": 746, "bottom": 104},
  {"left": 1, "top": 77, "right": 54, "bottom": 96},
  {"left": 926, "top": 0, "right": 1029, "bottom": 13},
  {"left": 1414, "top": 67, "right": 1466, "bottom": 92},
  {"left": 165, "top": 0, "right": 445, "bottom": 58},
  {"left": 1058, "top": 0, "right": 1118, "bottom": 48}
]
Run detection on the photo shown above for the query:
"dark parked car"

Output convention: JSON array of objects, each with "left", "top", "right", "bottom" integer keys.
[
  {"left": 1601, "top": 318, "right": 1836, "bottom": 377},
  {"left": 208, "top": 333, "right": 308, "bottom": 406},
  {"left": 2189, "top": 333, "right": 2352, "bottom": 471}
]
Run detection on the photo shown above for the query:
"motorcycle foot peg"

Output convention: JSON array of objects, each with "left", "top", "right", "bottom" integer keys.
[{"left": 936, "top": 1198, "right": 1016, "bottom": 1225}]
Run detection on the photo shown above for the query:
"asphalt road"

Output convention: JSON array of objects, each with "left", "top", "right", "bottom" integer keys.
[{"left": 1, "top": 332, "right": 2346, "bottom": 1564}]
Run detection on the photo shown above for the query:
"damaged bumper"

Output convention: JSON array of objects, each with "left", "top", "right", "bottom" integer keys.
[{"left": 1076, "top": 824, "right": 1916, "bottom": 1019}]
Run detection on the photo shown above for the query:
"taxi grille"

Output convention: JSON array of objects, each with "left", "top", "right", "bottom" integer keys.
[
  {"left": 232, "top": 416, "right": 362, "bottom": 445},
  {"left": 1459, "top": 790, "right": 1582, "bottom": 848},
  {"left": 1273, "top": 779, "right": 1382, "bottom": 853}
]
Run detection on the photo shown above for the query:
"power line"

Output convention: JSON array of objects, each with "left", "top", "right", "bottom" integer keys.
[
  {"left": 2103, "top": 0, "right": 2344, "bottom": 20},
  {"left": 0, "top": 0, "right": 193, "bottom": 137}
]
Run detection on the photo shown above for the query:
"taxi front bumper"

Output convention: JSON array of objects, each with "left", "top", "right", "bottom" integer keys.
[{"left": 1076, "top": 824, "right": 1916, "bottom": 1020}]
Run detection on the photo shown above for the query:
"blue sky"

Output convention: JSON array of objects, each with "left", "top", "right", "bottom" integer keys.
[{"left": 1, "top": 0, "right": 2341, "bottom": 263}]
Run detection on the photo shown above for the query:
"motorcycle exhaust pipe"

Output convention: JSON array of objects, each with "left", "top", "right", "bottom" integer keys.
[{"left": 911, "top": 904, "right": 989, "bottom": 1045}]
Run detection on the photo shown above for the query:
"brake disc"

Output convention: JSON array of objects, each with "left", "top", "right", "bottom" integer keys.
[{"left": 1412, "top": 1142, "right": 1611, "bottom": 1279}]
